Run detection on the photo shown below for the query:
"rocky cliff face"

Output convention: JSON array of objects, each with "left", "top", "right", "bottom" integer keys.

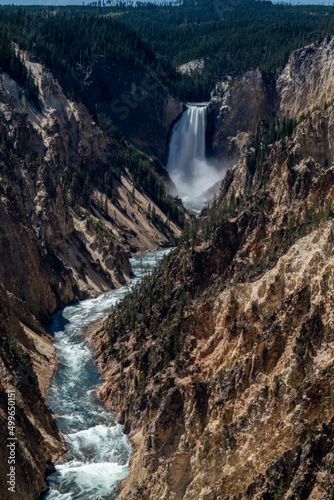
[
  {"left": 0, "top": 285, "right": 66, "bottom": 500},
  {"left": 277, "top": 36, "right": 334, "bottom": 119},
  {"left": 0, "top": 51, "right": 185, "bottom": 498},
  {"left": 208, "top": 37, "right": 334, "bottom": 170},
  {"left": 0, "top": 52, "right": 185, "bottom": 314},
  {"left": 89, "top": 38, "right": 334, "bottom": 500},
  {"left": 207, "top": 69, "right": 278, "bottom": 162}
]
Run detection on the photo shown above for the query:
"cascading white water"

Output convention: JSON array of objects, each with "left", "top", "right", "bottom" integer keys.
[
  {"left": 43, "top": 249, "right": 171, "bottom": 500},
  {"left": 167, "top": 104, "right": 222, "bottom": 210}
]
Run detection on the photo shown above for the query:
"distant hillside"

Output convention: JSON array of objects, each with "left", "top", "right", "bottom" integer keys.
[
  {"left": 3, "top": 2, "right": 334, "bottom": 102},
  {"left": 120, "top": 0, "right": 334, "bottom": 100}
]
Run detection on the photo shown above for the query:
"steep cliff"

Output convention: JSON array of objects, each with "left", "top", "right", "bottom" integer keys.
[
  {"left": 81, "top": 58, "right": 184, "bottom": 164},
  {"left": 207, "top": 69, "right": 278, "bottom": 162},
  {"left": 0, "top": 48, "right": 186, "bottom": 308},
  {"left": 208, "top": 37, "right": 334, "bottom": 168},
  {"left": 277, "top": 36, "right": 334, "bottom": 120},
  {"left": 0, "top": 285, "right": 66, "bottom": 499},
  {"left": 89, "top": 38, "right": 334, "bottom": 499}
]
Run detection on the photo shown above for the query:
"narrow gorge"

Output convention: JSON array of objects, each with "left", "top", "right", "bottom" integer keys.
[
  {"left": 44, "top": 250, "right": 170, "bottom": 499},
  {"left": 0, "top": 14, "right": 185, "bottom": 498}
]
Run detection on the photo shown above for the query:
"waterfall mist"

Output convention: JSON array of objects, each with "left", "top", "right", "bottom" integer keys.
[{"left": 167, "top": 104, "right": 224, "bottom": 210}]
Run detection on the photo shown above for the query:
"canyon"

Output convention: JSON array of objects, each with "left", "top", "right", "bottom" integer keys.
[{"left": 1, "top": 18, "right": 334, "bottom": 500}]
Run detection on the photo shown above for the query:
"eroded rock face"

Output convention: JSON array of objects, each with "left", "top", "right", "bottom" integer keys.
[
  {"left": 207, "top": 36, "right": 334, "bottom": 170},
  {"left": 89, "top": 49, "right": 334, "bottom": 499},
  {"left": 207, "top": 69, "right": 278, "bottom": 162},
  {"left": 0, "top": 285, "right": 66, "bottom": 500},
  {"left": 0, "top": 155, "right": 77, "bottom": 324},
  {"left": 277, "top": 37, "right": 334, "bottom": 119},
  {"left": 0, "top": 55, "right": 184, "bottom": 318},
  {"left": 0, "top": 65, "right": 130, "bottom": 312}
]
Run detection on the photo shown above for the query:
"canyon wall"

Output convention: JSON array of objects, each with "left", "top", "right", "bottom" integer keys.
[
  {"left": 81, "top": 58, "right": 184, "bottom": 163},
  {"left": 208, "top": 36, "right": 334, "bottom": 169},
  {"left": 90, "top": 38, "right": 334, "bottom": 500},
  {"left": 207, "top": 68, "right": 278, "bottom": 162},
  {"left": 277, "top": 36, "right": 334, "bottom": 119},
  {"left": 0, "top": 285, "right": 65, "bottom": 499}
]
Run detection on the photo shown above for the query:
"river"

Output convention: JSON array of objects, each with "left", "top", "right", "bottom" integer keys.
[{"left": 43, "top": 248, "right": 171, "bottom": 500}]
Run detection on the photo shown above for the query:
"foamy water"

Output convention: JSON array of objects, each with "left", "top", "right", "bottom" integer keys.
[
  {"left": 167, "top": 104, "right": 224, "bottom": 209},
  {"left": 43, "top": 249, "right": 171, "bottom": 499}
]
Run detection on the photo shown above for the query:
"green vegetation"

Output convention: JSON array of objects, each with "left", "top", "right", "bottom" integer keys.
[
  {"left": 2, "top": 1, "right": 334, "bottom": 102},
  {"left": 0, "top": 7, "right": 163, "bottom": 106},
  {"left": 0, "top": 27, "right": 39, "bottom": 107},
  {"left": 107, "top": 249, "right": 191, "bottom": 379},
  {"left": 246, "top": 115, "right": 297, "bottom": 176},
  {"left": 120, "top": 0, "right": 334, "bottom": 100},
  {"left": 57, "top": 133, "right": 184, "bottom": 229}
]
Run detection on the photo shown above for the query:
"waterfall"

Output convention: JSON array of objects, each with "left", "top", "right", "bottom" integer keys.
[{"left": 167, "top": 104, "right": 222, "bottom": 210}]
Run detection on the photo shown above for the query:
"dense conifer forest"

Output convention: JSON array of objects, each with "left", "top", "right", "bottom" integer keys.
[
  {"left": 120, "top": 0, "right": 334, "bottom": 100},
  {"left": 1, "top": 1, "right": 334, "bottom": 102}
]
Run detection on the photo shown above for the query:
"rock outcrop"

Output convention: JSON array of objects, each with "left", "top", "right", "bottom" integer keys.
[
  {"left": 207, "top": 69, "right": 278, "bottom": 162},
  {"left": 0, "top": 285, "right": 66, "bottom": 500},
  {"left": 207, "top": 37, "right": 334, "bottom": 169},
  {"left": 277, "top": 36, "right": 334, "bottom": 119}
]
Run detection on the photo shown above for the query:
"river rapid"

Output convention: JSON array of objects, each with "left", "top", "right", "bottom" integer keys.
[{"left": 43, "top": 249, "right": 171, "bottom": 500}]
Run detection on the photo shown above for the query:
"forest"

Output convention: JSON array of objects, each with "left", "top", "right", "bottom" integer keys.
[
  {"left": 1, "top": 1, "right": 334, "bottom": 101},
  {"left": 120, "top": 0, "right": 334, "bottom": 99}
]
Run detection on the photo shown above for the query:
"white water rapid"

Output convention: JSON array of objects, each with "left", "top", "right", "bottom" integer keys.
[
  {"left": 167, "top": 104, "right": 223, "bottom": 211},
  {"left": 43, "top": 249, "right": 171, "bottom": 500}
]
